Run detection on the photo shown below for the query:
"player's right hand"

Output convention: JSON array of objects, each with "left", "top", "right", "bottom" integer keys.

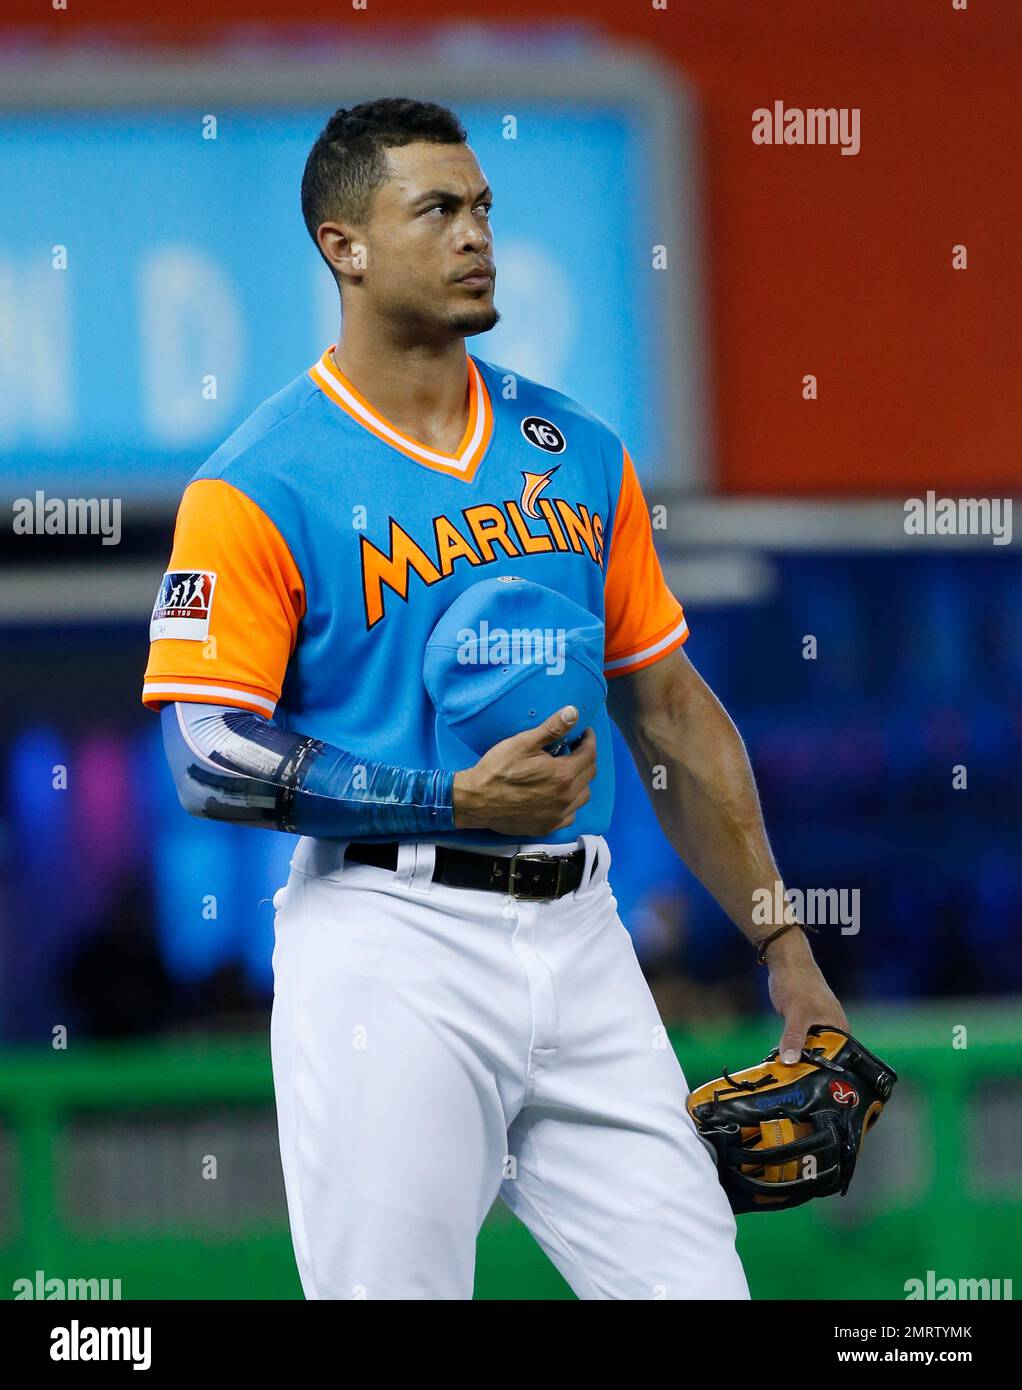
[{"left": 451, "top": 706, "right": 597, "bottom": 836}]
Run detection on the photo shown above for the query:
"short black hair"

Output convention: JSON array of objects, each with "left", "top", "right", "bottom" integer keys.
[{"left": 301, "top": 97, "right": 468, "bottom": 263}]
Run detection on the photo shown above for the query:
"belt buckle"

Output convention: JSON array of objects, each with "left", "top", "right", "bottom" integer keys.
[{"left": 508, "top": 851, "right": 562, "bottom": 902}]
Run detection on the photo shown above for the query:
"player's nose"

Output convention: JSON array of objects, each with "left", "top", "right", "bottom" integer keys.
[{"left": 457, "top": 219, "right": 490, "bottom": 252}]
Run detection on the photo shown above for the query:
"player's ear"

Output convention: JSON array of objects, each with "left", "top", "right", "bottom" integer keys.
[{"left": 318, "top": 222, "right": 369, "bottom": 283}]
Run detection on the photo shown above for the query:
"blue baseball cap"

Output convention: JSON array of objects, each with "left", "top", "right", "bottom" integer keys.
[{"left": 423, "top": 575, "right": 607, "bottom": 771}]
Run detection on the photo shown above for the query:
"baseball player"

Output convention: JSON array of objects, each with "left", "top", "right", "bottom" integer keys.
[{"left": 143, "top": 98, "right": 850, "bottom": 1300}]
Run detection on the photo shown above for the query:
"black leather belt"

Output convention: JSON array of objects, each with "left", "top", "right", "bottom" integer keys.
[{"left": 344, "top": 841, "right": 588, "bottom": 901}]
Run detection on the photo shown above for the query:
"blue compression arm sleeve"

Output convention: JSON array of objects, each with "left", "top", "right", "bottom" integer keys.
[{"left": 161, "top": 702, "right": 455, "bottom": 840}]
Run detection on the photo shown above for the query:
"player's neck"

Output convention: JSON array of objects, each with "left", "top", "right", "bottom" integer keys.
[{"left": 330, "top": 330, "right": 471, "bottom": 454}]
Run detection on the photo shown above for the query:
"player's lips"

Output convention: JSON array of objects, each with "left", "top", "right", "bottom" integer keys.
[{"left": 453, "top": 265, "right": 494, "bottom": 288}]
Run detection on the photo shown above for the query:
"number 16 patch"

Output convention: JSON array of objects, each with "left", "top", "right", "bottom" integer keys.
[{"left": 150, "top": 570, "right": 217, "bottom": 641}]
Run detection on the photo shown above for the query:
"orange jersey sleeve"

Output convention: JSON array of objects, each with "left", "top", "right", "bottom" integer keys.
[
  {"left": 602, "top": 447, "right": 688, "bottom": 678},
  {"left": 142, "top": 478, "right": 306, "bottom": 715}
]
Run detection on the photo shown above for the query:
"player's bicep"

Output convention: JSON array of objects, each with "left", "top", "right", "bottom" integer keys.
[
  {"left": 142, "top": 479, "right": 305, "bottom": 715},
  {"left": 607, "top": 645, "right": 711, "bottom": 740}
]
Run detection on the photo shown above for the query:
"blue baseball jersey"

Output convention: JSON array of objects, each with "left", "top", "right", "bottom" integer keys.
[{"left": 143, "top": 346, "right": 689, "bottom": 845}]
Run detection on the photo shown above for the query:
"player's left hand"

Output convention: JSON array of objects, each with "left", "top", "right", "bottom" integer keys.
[{"left": 764, "top": 939, "right": 850, "bottom": 1066}]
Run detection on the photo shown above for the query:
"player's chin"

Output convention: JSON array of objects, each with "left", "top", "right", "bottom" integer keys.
[{"left": 448, "top": 303, "right": 500, "bottom": 336}]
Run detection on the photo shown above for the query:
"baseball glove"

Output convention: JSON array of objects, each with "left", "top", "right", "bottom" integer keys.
[{"left": 686, "top": 1025, "right": 897, "bottom": 1214}]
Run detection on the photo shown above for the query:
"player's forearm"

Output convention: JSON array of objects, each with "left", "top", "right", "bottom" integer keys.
[
  {"left": 161, "top": 702, "right": 454, "bottom": 839},
  {"left": 621, "top": 676, "right": 797, "bottom": 952}
]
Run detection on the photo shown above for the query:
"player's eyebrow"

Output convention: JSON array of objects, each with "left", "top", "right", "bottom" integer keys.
[{"left": 410, "top": 185, "right": 493, "bottom": 208}]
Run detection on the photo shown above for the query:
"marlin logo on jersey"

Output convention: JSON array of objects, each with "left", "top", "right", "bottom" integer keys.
[
  {"left": 520, "top": 466, "right": 559, "bottom": 519},
  {"left": 359, "top": 481, "right": 605, "bottom": 629}
]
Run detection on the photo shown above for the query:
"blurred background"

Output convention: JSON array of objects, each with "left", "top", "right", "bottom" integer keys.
[{"left": 1, "top": 0, "right": 1020, "bottom": 1300}]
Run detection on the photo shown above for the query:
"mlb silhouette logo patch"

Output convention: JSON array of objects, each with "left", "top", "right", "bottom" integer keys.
[{"left": 150, "top": 570, "right": 217, "bottom": 641}]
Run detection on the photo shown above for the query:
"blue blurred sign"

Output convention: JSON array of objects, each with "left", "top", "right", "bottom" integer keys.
[{"left": 0, "top": 99, "right": 691, "bottom": 499}]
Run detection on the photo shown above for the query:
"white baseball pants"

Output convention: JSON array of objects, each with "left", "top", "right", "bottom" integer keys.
[{"left": 269, "top": 832, "right": 749, "bottom": 1301}]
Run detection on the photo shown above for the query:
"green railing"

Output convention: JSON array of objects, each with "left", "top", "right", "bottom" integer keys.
[{"left": 1, "top": 1001, "right": 1019, "bottom": 1299}]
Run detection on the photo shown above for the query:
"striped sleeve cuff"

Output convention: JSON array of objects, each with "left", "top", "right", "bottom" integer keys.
[
  {"left": 142, "top": 680, "right": 277, "bottom": 716},
  {"left": 603, "top": 614, "right": 689, "bottom": 679}
]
